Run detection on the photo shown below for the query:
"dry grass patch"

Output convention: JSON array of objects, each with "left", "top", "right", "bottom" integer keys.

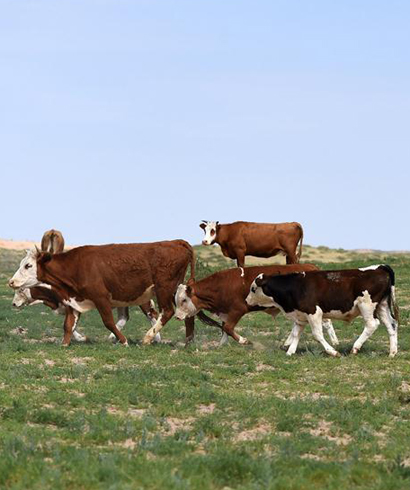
[{"left": 308, "top": 420, "right": 352, "bottom": 446}]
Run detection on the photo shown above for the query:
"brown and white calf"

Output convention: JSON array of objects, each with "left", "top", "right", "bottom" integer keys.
[
  {"left": 41, "top": 229, "right": 65, "bottom": 254},
  {"left": 12, "top": 287, "right": 159, "bottom": 342},
  {"left": 174, "top": 264, "right": 338, "bottom": 346},
  {"left": 246, "top": 265, "right": 399, "bottom": 357},
  {"left": 199, "top": 221, "right": 303, "bottom": 267},
  {"left": 9, "top": 240, "right": 195, "bottom": 346}
]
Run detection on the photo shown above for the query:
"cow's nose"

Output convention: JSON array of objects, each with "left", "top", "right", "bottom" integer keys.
[
  {"left": 8, "top": 279, "right": 15, "bottom": 288},
  {"left": 202, "top": 240, "right": 208, "bottom": 246},
  {"left": 12, "top": 303, "right": 17, "bottom": 307}
]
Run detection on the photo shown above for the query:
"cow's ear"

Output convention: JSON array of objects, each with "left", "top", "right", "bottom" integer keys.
[
  {"left": 216, "top": 221, "right": 221, "bottom": 231},
  {"left": 38, "top": 252, "right": 52, "bottom": 264},
  {"left": 186, "top": 285, "right": 192, "bottom": 295},
  {"left": 199, "top": 223, "right": 206, "bottom": 230},
  {"left": 187, "top": 277, "right": 195, "bottom": 287}
]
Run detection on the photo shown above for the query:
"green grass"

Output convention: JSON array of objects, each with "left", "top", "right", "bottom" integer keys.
[{"left": 1, "top": 249, "right": 410, "bottom": 489}]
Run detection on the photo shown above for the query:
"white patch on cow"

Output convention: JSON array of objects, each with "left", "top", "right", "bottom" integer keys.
[
  {"left": 63, "top": 298, "right": 96, "bottom": 313},
  {"left": 110, "top": 285, "right": 155, "bottom": 307},
  {"left": 9, "top": 249, "right": 39, "bottom": 289},
  {"left": 351, "top": 290, "right": 379, "bottom": 354},
  {"left": 359, "top": 265, "right": 381, "bottom": 272},
  {"left": 201, "top": 221, "right": 218, "bottom": 245},
  {"left": 239, "top": 267, "right": 244, "bottom": 277},
  {"left": 246, "top": 276, "right": 276, "bottom": 308},
  {"left": 238, "top": 335, "right": 248, "bottom": 345},
  {"left": 174, "top": 284, "right": 198, "bottom": 320},
  {"left": 322, "top": 319, "right": 339, "bottom": 346}
]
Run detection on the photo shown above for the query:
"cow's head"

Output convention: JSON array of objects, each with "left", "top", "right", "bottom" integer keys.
[
  {"left": 199, "top": 220, "right": 219, "bottom": 245},
  {"left": 12, "top": 288, "right": 33, "bottom": 308},
  {"left": 174, "top": 282, "right": 199, "bottom": 320},
  {"left": 8, "top": 249, "right": 40, "bottom": 290},
  {"left": 246, "top": 274, "right": 275, "bottom": 307}
]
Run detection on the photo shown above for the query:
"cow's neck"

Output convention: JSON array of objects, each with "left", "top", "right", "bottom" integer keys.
[{"left": 37, "top": 256, "right": 79, "bottom": 299}]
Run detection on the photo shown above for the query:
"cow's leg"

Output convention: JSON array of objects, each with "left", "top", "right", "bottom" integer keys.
[
  {"left": 285, "top": 248, "right": 298, "bottom": 264},
  {"left": 284, "top": 323, "right": 299, "bottom": 347},
  {"left": 286, "top": 322, "right": 304, "bottom": 355},
  {"left": 139, "top": 301, "right": 161, "bottom": 342},
  {"left": 184, "top": 316, "right": 195, "bottom": 345},
  {"left": 71, "top": 311, "right": 87, "bottom": 342},
  {"left": 235, "top": 249, "right": 246, "bottom": 269},
  {"left": 219, "top": 330, "right": 229, "bottom": 346},
  {"left": 352, "top": 299, "right": 379, "bottom": 355},
  {"left": 108, "top": 307, "right": 130, "bottom": 341},
  {"left": 307, "top": 308, "right": 340, "bottom": 357},
  {"left": 323, "top": 319, "right": 339, "bottom": 346},
  {"left": 376, "top": 299, "right": 398, "bottom": 358},
  {"left": 62, "top": 307, "right": 76, "bottom": 347},
  {"left": 221, "top": 315, "right": 251, "bottom": 345},
  {"left": 142, "top": 306, "right": 174, "bottom": 345},
  {"left": 95, "top": 300, "right": 128, "bottom": 345}
]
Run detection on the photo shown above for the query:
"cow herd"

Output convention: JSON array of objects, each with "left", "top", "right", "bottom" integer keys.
[{"left": 8, "top": 221, "right": 399, "bottom": 357}]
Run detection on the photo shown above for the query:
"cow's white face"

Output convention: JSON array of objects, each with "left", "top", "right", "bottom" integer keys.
[
  {"left": 174, "top": 284, "right": 198, "bottom": 320},
  {"left": 12, "top": 288, "right": 33, "bottom": 308},
  {"left": 8, "top": 249, "right": 39, "bottom": 290},
  {"left": 200, "top": 221, "right": 218, "bottom": 246},
  {"left": 246, "top": 274, "right": 276, "bottom": 307}
]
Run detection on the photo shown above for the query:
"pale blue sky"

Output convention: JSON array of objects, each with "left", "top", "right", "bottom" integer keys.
[{"left": 1, "top": 0, "right": 409, "bottom": 250}]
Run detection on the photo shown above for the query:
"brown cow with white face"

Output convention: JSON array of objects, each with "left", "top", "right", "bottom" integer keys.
[
  {"left": 9, "top": 240, "right": 195, "bottom": 346},
  {"left": 199, "top": 221, "right": 303, "bottom": 267},
  {"left": 41, "top": 229, "right": 65, "bottom": 254},
  {"left": 174, "top": 264, "right": 338, "bottom": 347}
]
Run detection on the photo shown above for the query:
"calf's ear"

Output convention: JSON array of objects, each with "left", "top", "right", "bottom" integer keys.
[{"left": 199, "top": 223, "right": 206, "bottom": 230}]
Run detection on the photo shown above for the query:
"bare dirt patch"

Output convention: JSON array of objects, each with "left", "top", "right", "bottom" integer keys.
[
  {"left": 235, "top": 423, "right": 272, "bottom": 442},
  {"left": 308, "top": 420, "right": 352, "bottom": 446}
]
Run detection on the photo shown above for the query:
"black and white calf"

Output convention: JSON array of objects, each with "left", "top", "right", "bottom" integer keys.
[{"left": 246, "top": 265, "right": 399, "bottom": 357}]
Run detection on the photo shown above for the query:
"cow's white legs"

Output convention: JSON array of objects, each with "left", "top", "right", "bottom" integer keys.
[
  {"left": 352, "top": 296, "right": 378, "bottom": 355},
  {"left": 323, "top": 319, "right": 339, "bottom": 346},
  {"left": 308, "top": 307, "right": 339, "bottom": 357},
  {"left": 72, "top": 311, "right": 87, "bottom": 342},
  {"left": 284, "top": 323, "right": 299, "bottom": 347},
  {"left": 286, "top": 323, "right": 304, "bottom": 356},
  {"left": 376, "top": 299, "right": 398, "bottom": 358},
  {"left": 219, "top": 331, "right": 229, "bottom": 346}
]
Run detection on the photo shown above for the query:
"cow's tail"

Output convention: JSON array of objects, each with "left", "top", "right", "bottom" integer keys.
[
  {"left": 297, "top": 223, "right": 303, "bottom": 261},
  {"left": 380, "top": 264, "right": 400, "bottom": 325},
  {"left": 197, "top": 311, "right": 223, "bottom": 330}
]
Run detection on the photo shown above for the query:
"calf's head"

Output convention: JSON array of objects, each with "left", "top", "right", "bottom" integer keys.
[
  {"left": 8, "top": 249, "right": 40, "bottom": 290},
  {"left": 12, "top": 288, "right": 32, "bottom": 308},
  {"left": 246, "top": 274, "right": 275, "bottom": 307},
  {"left": 174, "top": 283, "right": 199, "bottom": 320},
  {"left": 199, "top": 220, "right": 219, "bottom": 245}
]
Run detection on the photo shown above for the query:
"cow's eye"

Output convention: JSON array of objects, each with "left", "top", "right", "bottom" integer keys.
[
  {"left": 251, "top": 287, "right": 256, "bottom": 293},
  {"left": 25, "top": 264, "right": 32, "bottom": 270}
]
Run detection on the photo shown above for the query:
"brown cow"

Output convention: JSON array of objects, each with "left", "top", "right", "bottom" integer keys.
[
  {"left": 200, "top": 221, "right": 303, "bottom": 267},
  {"left": 9, "top": 240, "right": 195, "bottom": 346},
  {"left": 41, "top": 229, "right": 65, "bottom": 254},
  {"left": 174, "top": 264, "right": 338, "bottom": 347}
]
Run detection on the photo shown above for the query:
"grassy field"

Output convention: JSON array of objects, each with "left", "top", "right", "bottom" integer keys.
[{"left": 0, "top": 247, "right": 410, "bottom": 489}]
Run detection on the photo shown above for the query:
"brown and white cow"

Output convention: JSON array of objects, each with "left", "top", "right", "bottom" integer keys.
[
  {"left": 41, "top": 229, "right": 65, "bottom": 254},
  {"left": 246, "top": 265, "right": 399, "bottom": 357},
  {"left": 199, "top": 221, "right": 303, "bottom": 267},
  {"left": 174, "top": 264, "right": 338, "bottom": 347},
  {"left": 9, "top": 240, "right": 195, "bottom": 346},
  {"left": 12, "top": 286, "right": 159, "bottom": 342}
]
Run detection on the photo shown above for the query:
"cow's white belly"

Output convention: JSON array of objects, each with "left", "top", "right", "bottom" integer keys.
[
  {"left": 110, "top": 285, "right": 155, "bottom": 307},
  {"left": 63, "top": 298, "right": 96, "bottom": 313}
]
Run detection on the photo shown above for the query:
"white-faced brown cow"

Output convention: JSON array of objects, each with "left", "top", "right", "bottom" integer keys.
[
  {"left": 41, "top": 229, "right": 65, "bottom": 254},
  {"left": 200, "top": 221, "right": 303, "bottom": 267},
  {"left": 8, "top": 240, "right": 195, "bottom": 346},
  {"left": 246, "top": 265, "right": 399, "bottom": 357},
  {"left": 174, "top": 264, "right": 338, "bottom": 347}
]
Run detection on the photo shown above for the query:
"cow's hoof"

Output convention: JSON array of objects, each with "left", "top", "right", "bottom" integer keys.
[
  {"left": 389, "top": 352, "right": 397, "bottom": 358},
  {"left": 61, "top": 343, "right": 70, "bottom": 348},
  {"left": 351, "top": 347, "right": 359, "bottom": 355},
  {"left": 332, "top": 351, "right": 341, "bottom": 358}
]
